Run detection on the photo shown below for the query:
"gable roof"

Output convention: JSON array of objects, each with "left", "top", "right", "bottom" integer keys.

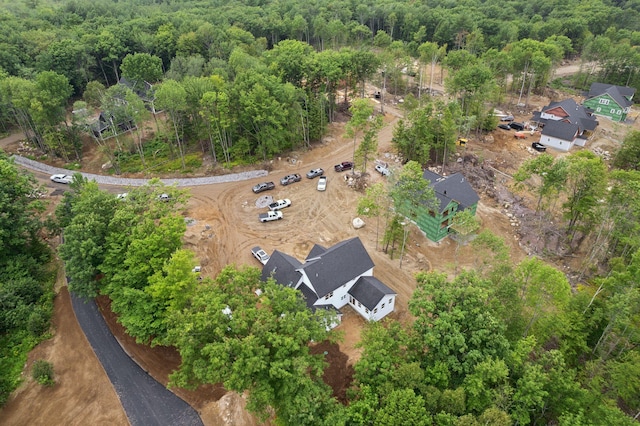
[
  {"left": 118, "top": 76, "right": 155, "bottom": 102},
  {"left": 422, "top": 171, "right": 480, "bottom": 213},
  {"left": 305, "top": 244, "right": 327, "bottom": 261},
  {"left": 349, "top": 276, "right": 396, "bottom": 310},
  {"left": 532, "top": 98, "right": 599, "bottom": 132},
  {"left": 261, "top": 250, "right": 302, "bottom": 288},
  {"left": 300, "top": 237, "right": 374, "bottom": 298},
  {"left": 589, "top": 82, "right": 635, "bottom": 100},
  {"left": 541, "top": 119, "right": 579, "bottom": 141},
  {"left": 587, "top": 83, "right": 634, "bottom": 108}
]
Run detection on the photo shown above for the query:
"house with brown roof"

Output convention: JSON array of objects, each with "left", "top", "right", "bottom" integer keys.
[{"left": 530, "top": 98, "right": 599, "bottom": 151}]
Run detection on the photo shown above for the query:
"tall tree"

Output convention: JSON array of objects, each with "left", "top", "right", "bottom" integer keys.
[
  {"left": 120, "top": 53, "right": 163, "bottom": 87},
  {"left": 59, "top": 180, "right": 118, "bottom": 299},
  {"left": 562, "top": 151, "right": 607, "bottom": 248},
  {"left": 390, "top": 160, "right": 437, "bottom": 221},
  {"left": 154, "top": 79, "right": 188, "bottom": 169},
  {"left": 357, "top": 182, "right": 388, "bottom": 249},
  {"left": 166, "top": 267, "right": 338, "bottom": 423},
  {"left": 409, "top": 271, "right": 510, "bottom": 385},
  {"left": 345, "top": 98, "right": 375, "bottom": 168}
]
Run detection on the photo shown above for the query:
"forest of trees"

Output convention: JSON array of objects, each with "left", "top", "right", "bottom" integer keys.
[
  {"left": 2, "top": 0, "right": 640, "bottom": 424},
  {"left": 1, "top": 0, "right": 640, "bottom": 171},
  {"left": 0, "top": 153, "right": 55, "bottom": 405},
  {"left": 49, "top": 170, "right": 640, "bottom": 425}
]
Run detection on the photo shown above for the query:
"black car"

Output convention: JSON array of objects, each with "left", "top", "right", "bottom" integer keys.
[
  {"left": 531, "top": 142, "right": 547, "bottom": 152},
  {"left": 497, "top": 124, "right": 511, "bottom": 130},
  {"left": 252, "top": 181, "right": 276, "bottom": 193},
  {"left": 510, "top": 122, "right": 525, "bottom": 131}
]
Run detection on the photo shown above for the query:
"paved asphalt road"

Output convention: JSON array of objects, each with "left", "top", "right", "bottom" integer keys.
[
  {"left": 8, "top": 143, "right": 263, "bottom": 426},
  {"left": 10, "top": 143, "right": 259, "bottom": 425},
  {"left": 71, "top": 292, "right": 203, "bottom": 426}
]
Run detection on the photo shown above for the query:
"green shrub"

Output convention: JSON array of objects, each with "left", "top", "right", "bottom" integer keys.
[
  {"left": 26, "top": 306, "right": 50, "bottom": 336},
  {"left": 31, "top": 360, "right": 55, "bottom": 386}
]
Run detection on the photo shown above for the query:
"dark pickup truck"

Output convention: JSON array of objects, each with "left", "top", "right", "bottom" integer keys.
[
  {"left": 334, "top": 161, "right": 354, "bottom": 172},
  {"left": 252, "top": 182, "right": 276, "bottom": 193}
]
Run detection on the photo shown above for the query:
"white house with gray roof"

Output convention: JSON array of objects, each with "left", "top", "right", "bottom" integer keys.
[{"left": 260, "top": 237, "right": 396, "bottom": 325}]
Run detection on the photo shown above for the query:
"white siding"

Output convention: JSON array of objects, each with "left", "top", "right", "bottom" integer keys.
[
  {"left": 309, "top": 267, "right": 374, "bottom": 309},
  {"left": 540, "top": 135, "right": 572, "bottom": 152},
  {"left": 348, "top": 294, "right": 396, "bottom": 322}
]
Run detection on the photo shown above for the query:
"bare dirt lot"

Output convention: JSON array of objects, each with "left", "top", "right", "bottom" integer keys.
[{"left": 1, "top": 69, "right": 638, "bottom": 424}]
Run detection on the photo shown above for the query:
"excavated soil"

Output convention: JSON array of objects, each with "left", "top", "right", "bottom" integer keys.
[{"left": 2, "top": 66, "right": 639, "bottom": 424}]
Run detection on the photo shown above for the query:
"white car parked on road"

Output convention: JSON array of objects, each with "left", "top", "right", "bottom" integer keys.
[{"left": 50, "top": 174, "right": 73, "bottom": 184}]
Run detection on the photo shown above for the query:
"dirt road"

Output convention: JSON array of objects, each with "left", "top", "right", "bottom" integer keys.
[{"left": 1, "top": 58, "right": 620, "bottom": 424}]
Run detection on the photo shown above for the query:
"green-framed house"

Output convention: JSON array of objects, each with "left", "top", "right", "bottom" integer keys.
[
  {"left": 583, "top": 83, "right": 635, "bottom": 123},
  {"left": 414, "top": 170, "right": 480, "bottom": 242}
]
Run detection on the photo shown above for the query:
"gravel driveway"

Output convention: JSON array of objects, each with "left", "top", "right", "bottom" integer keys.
[{"left": 11, "top": 154, "right": 268, "bottom": 186}]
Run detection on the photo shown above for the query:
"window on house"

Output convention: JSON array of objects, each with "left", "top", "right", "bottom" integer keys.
[
  {"left": 365, "top": 308, "right": 369, "bottom": 314},
  {"left": 611, "top": 109, "right": 616, "bottom": 114},
  {"left": 596, "top": 107, "right": 601, "bottom": 112},
  {"left": 617, "top": 110, "right": 622, "bottom": 115},
  {"left": 388, "top": 298, "right": 393, "bottom": 304},
  {"left": 358, "top": 302, "right": 361, "bottom": 307},
  {"left": 428, "top": 210, "right": 436, "bottom": 218},
  {"left": 324, "top": 291, "right": 333, "bottom": 300},
  {"left": 599, "top": 98, "right": 610, "bottom": 105},
  {"left": 350, "top": 297, "right": 355, "bottom": 304},
  {"left": 381, "top": 303, "right": 385, "bottom": 309},
  {"left": 374, "top": 308, "right": 378, "bottom": 314}
]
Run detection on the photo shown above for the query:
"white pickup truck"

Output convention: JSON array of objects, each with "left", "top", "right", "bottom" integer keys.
[
  {"left": 268, "top": 198, "right": 291, "bottom": 211},
  {"left": 258, "top": 210, "right": 283, "bottom": 222}
]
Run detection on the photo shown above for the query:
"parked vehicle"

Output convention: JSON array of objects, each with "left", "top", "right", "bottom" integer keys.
[
  {"left": 268, "top": 198, "right": 292, "bottom": 211},
  {"left": 531, "top": 142, "right": 547, "bottom": 152},
  {"left": 317, "top": 176, "right": 327, "bottom": 191},
  {"left": 306, "top": 168, "right": 324, "bottom": 179},
  {"left": 116, "top": 193, "right": 128, "bottom": 199},
  {"left": 158, "top": 193, "right": 171, "bottom": 201},
  {"left": 259, "top": 210, "right": 283, "bottom": 222},
  {"left": 514, "top": 132, "right": 527, "bottom": 139},
  {"left": 510, "top": 122, "right": 525, "bottom": 131},
  {"left": 500, "top": 115, "right": 514, "bottom": 121},
  {"left": 280, "top": 173, "right": 301, "bottom": 186},
  {"left": 334, "top": 161, "right": 354, "bottom": 172},
  {"left": 375, "top": 164, "right": 391, "bottom": 176},
  {"left": 252, "top": 182, "right": 276, "bottom": 193},
  {"left": 251, "top": 246, "right": 270, "bottom": 265},
  {"left": 50, "top": 174, "right": 73, "bottom": 184},
  {"left": 498, "top": 124, "right": 511, "bottom": 130}
]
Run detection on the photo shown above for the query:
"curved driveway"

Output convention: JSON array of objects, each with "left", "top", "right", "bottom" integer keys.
[
  {"left": 71, "top": 292, "right": 203, "bottom": 426},
  {"left": 8, "top": 151, "right": 269, "bottom": 426}
]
